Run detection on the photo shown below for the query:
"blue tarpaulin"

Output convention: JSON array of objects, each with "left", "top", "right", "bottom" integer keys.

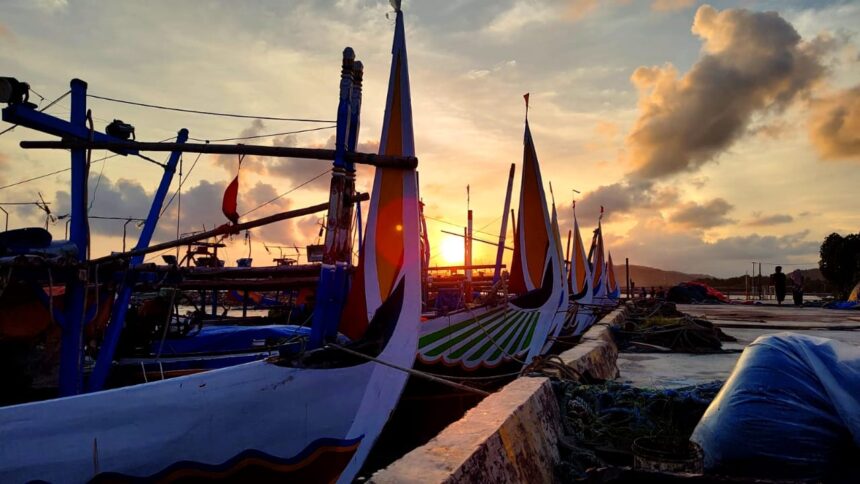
[{"left": 692, "top": 332, "right": 860, "bottom": 479}]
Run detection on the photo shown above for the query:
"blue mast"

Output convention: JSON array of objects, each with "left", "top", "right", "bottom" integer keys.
[
  {"left": 309, "top": 48, "right": 358, "bottom": 349},
  {"left": 88, "top": 129, "right": 188, "bottom": 392}
]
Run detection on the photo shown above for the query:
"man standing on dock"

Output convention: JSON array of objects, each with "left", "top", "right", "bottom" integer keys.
[{"left": 771, "top": 266, "right": 787, "bottom": 305}]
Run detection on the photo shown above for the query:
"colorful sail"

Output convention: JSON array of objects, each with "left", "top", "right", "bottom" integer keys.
[
  {"left": 340, "top": 0, "right": 418, "bottom": 341},
  {"left": 607, "top": 251, "right": 620, "bottom": 299},
  {"left": 508, "top": 96, "right": 553, "bottom": 295},
  {"left": 569, "top": 205, "right": 592, "bottom": 303},
  {"left": 590, "top": 216, "right": 606, "bottom": 300}
]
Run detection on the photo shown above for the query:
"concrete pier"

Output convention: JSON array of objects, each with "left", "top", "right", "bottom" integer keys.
[{"left": 372, "top": 302, "right": 859, "bottom": 483}]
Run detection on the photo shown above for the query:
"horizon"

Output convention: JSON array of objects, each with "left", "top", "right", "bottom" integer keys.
[{"left": 1, "top": 0, "right": 858, "bottom": 278}]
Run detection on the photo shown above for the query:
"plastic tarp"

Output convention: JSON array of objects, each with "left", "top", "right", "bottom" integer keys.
[
  {"left": 667, "top": 282, "right": 729, "bottom": 304},
  {"left": 691, "top": 332, "right": 860, "bottom": 479}
]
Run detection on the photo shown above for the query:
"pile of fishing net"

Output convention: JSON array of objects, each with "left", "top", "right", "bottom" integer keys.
[
  {"left": 554, "top": 381, "right": 722, "bottom": 480},
  {"left": 613, "top": 301, "right": 735, "bottom": 353}
]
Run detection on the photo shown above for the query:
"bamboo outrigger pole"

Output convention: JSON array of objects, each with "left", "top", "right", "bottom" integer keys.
[
  {"left": 89, "top": 192, "right": 369, "bottom": 265},
  {"left": 19, "top": 140, "right": 417, "bottom": 169}
]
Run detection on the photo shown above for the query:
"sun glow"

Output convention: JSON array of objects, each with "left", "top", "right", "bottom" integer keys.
[{"left": 438, "top": 234, "right": 465, "bottom": 266}]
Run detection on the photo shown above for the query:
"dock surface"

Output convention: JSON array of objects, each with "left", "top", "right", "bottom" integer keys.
[{"left": 617, "top": 303, "right": 860, "bottom": 388}]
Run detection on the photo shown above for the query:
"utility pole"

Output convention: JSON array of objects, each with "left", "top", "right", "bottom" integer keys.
[{"left": 626, "top": 257, "right": 630, "bottom": 299}]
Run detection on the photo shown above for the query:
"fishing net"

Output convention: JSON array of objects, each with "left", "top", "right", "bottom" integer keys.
[
  {"left": 612, "top": 300, "right": 735, "bottom": 353},
  {"left": 554, "top": 380, "right": 722, "bottom": 480}
]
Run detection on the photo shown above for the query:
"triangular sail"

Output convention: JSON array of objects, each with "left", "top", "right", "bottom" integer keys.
[
  {"left": 607, "top": 251, "right": 620, "bottom": 299},
  {"left": 340, "top": 2, "right": 418, "bottom": 340},
  {"left": 590, "top": 219, "right": 606, "bottom": 300},
  {"left": 569, "top": 208, "right": 592, "bottom": 303},
  {"left": 508, "top": 112, "right": 553, "bottom": 294}
]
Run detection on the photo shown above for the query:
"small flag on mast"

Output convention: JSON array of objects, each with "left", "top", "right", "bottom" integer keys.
[{"left": 222, "top": 154, "right": 244, "bottom": 224}]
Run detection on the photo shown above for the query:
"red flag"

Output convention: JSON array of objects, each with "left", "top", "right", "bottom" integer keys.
[
  {"left": 222, "top": 154, "right": 244, "bottom": 224},
  {"left": 222, "top": 174, "right": 239, "bottom": 224}
]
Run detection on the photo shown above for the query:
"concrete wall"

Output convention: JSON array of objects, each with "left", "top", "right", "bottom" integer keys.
[{"left": 372, "top": 304, "right": 627, "bottom": 484}]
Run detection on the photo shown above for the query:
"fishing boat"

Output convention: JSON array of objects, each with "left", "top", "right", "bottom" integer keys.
[
  {"left": 415, "top": 98, "right": 568, "bottom": 375},
  {"left": 0, "top": 2, "right": 420, "bottom": 481},
  {"left": 562, "top": 201, "right": 596, "bottom": 336}
]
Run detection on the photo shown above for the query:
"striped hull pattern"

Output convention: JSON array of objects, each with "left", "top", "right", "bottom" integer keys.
[
  {"left": 417, "top": 305, "right": 541, "bottom": 370},
  {"left": 92, "top": 437, "right": 362, "bottom": 483}
]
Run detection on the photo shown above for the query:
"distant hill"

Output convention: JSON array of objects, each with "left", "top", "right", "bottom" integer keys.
[{"left": 613, "top": 265, "right": 712, "bottom": 289}]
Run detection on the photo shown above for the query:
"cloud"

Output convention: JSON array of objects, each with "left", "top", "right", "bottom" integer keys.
[
  {"left": 651, "top": 0, "right": 696, "bottom": 12},
  {"left": 573, "top": 181, "right": 679, "bottom": 226},
  {"left": 484, "top": 1, "right": 555, "bottom": 35},
  {"left": 808, "top": 85, "right": 860, "bottom": 161},
  {"left": 626, "top": 4, "right": 827, "bottom": 181},
  {"left": 611, "top": 223, "right": 819, "bottom": 276},
  {"left": 670, "top": 198, "right": 734, "bottom": 229},
  {"left": 33, "top": 0, "right": 68, "bottom": 13},
  {"left": 747, "top": 212, "right": 794, "bottom": 226}
]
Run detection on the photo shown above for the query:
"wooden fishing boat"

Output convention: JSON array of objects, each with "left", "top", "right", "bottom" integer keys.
[
  {"left": 562, "top": 203, "right": 596, "bottom": 336},
  {"left": 415, "top": 100, "right": 568, "bottom": 375},
  {"left": 0, "top": 2, "right": 420, "bottom": 481}
]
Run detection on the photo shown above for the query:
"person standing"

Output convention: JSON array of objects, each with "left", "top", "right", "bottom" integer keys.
[
  {"left": 790, "top": 269, "right": 804, "bottom": 306},
  {"left": 771, "top": 266, "right": 787, "bottom": 305}
]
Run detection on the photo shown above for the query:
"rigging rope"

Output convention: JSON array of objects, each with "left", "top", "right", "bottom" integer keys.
[
  {"left": 240, "top": 168, "right": 331, "bottom": 217},
  {"left": 0, "top": 89, "right": 71, "bottom": 137},
  {"left": 187, "top": 124, "right": 336, "bottom": 143},
  {"left": 87, "top": 94, "right": 335, "bottom": 123}
]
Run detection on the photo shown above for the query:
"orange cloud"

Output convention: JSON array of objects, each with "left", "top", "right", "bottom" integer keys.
[
  {"left": 809, "top": 85, "right": 860, "bottom": 161},
  {"left": 626, "top": 5, "right": 826, "bottom": 181}
]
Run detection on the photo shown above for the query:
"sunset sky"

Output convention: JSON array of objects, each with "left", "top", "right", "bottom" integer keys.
[{"left": 1, "top": 0, "right": 858, "bottom": 277}]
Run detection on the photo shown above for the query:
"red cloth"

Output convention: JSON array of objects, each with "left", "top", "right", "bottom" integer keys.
[{"left": 222, "top": 174, "right": 239, "bottom": 224}]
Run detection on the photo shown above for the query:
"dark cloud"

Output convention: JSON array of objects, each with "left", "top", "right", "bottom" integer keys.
[
  {"left": 573, "top": 181, "right": 678, "bottom": 226},
  {"left": 626, "top": 5, "right": 827, "bottom": 181},
  {"left": 809, "top": 85, "right": 860, "bottom": 161},
  {"left": 55, "top": 176, "right": 151, "bottom": 239},
  {"left": 611, "top": 226, "right": 819, "bottom": 277},
  {"left": 670, "top": 198, "right": 735, "bottom": 229},
  {"left": 747, "top": 213, "right": 794, "bottom": 226}
]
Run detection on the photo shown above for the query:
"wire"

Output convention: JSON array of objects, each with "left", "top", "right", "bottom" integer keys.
[
  {"left": 160, "top": 152, "right": 203, "bottom": 217},
  {"left": 240, "top": 169, "right": 331, "bottom": 218},
  {"left": 0, "top": 89, "right": 71, "bottom": 137},
  {"left": 187, "top": 125, "right": 336, "bottom": 143},
  {"left": 0, "top": 135, "right": 174, "bottom": 192},
  {"left": 424, "top": 215, "right": 500, "bottom": 238},
  {"left": 87, "top": 94, "right": 335, "bottom": 123}
]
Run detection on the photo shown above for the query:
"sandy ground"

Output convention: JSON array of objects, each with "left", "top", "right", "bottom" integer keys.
[{"left": 616, "top": 303, "right": 860, "bottom": 388}]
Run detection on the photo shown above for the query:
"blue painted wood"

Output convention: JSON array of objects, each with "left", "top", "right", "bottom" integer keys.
[
  {"left": 58, "top": 79, "right": 89, "bottom": 396},
  {"left": 87, "top": 129, "right": 188, "bottom": 392}
]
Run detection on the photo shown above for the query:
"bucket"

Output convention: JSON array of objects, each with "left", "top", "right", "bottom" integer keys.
[{"left": 632, "top": 436, "right": 703, "bottom": 474}]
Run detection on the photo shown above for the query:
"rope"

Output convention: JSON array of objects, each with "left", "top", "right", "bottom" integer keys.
[
  {"left": 240, "top": 168, "right": 331, "bottom": 217},
  {"left": 187, "top": 125, "right": 336, "bottom": 143},
  {"left": 87, "top": 94, "right": 335, "bottom": 123},
  {"left": 325, "top": 343, "right": 490, "bottom": 397},
  {"left": 0, "top": 89, "right": 71, "bottom": 137}
]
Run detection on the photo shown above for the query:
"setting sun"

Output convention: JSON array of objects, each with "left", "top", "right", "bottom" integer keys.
[{"left": 438, "top": 234, "right": 465, "bottom": 266}]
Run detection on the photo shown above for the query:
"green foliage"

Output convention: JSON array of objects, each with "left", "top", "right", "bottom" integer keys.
[{"left": 819, "top": 232, "right": 860, "bottom": 299}]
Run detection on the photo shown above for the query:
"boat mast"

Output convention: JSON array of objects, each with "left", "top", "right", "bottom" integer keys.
[
  {"left": 493, "top": 163, "right": 515, "bottom": 283},
  {"left": 309, "top": 47, "right": 361, "bottom": 349}
]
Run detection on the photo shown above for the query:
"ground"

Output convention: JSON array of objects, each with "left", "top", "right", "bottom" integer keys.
[{"left": 616, "top": 303, "right": 860, "bottom": 388}]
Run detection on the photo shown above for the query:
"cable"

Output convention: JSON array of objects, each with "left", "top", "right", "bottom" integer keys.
[
  {"left": 0, "top": 89, "right": 71, "bottom": 137},
  {"left": 424, "top": 215, "right": 499, "bottom": 239},
  {"left": 160, "top": 152, "right": 203, "bottom": 217},
  {"left": 87, "top": 94, "right": 335, "bottom": 123},
  {"left": 188, "top": 125, "right": 336, "bottom": 143},
  {"left": 0, "top": 135, "right": 174, "bottom": 192},
  {"left": 240, "top": 168, "right": 331, "bottom": 217}
]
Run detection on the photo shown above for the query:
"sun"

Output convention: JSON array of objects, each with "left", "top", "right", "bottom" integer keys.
[{"left": 438, "top": 234, "right": 465, "bottom": 266}]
